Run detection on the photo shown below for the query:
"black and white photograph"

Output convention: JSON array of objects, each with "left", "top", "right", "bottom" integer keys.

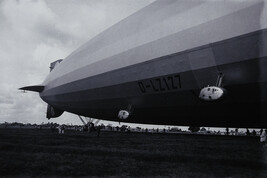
[{"left": 0, "top": 0, "right": 267, "bottom": 177}]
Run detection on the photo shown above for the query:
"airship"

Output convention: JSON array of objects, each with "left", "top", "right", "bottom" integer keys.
[{"left": 21, "top": 0, "right": 267, "bottom": 128}]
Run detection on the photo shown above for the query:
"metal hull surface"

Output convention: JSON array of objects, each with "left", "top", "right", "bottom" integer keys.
[{"left": 39, "top": 0, "right": 267, "bottom": 127}]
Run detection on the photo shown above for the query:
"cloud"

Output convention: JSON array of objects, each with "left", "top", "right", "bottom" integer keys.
[
  {"left": 0, "top": 0, "right": 154, "bottom": 125},
  {"left": 0, "top": 94, "right": 14, "bottom": 105},
  {"left": 0, "top": 0, "right": 77, "bottom": 124}
]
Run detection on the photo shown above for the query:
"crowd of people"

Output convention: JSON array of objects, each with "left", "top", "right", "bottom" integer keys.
[
  {"left": 50, "top": 122, "right": 102, "bottom": 137},
  {"left": 48, "top": 123, "right": 267, "bottom": 146}
]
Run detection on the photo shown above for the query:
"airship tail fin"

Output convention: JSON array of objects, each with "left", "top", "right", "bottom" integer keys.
[{"left": 19, "top": 85, "right": 44, "bottom": 92}]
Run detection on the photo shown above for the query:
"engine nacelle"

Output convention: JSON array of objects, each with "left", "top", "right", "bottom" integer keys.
[
  {"left": 46, "top": 105, "right": 64, "bottom": 119},
  {"left": 118, "top": 110, "right": 130, "bottom": 119},
  {"left": 199, "top": 86, "right": 226, "bottom": 101}
]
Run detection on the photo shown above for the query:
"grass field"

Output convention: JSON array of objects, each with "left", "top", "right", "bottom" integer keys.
[{"left": 0, "top": 128, "right": 266, "bottom": 177}]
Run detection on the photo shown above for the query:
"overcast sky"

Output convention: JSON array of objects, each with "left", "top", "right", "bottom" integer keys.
[{"left": 0, "top": 0, "right": 159, "bottom": 126}]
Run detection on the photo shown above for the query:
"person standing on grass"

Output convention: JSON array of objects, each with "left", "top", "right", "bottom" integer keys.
[
  {"left": 260, "top": 129, "right": 267, "bottom": 147},
  {"left": 58, "top": 125, "right": 62, "bottom": 134},
  {"left": 246, "top": 128, "right": 250, "bottom": 136},
  {"left": 252, "top": 130, "right": 256, "bottom": 136},
  {"left": 235, "top": 128, "right": 239, "bottom": 136},
  {"left": 226, "top": 127, "right": 229, "bottom": 136},
  {"left": 61, "top": 125, "right": 65, "bottom": 134},
  {"left": 51, "top": 123, "right": 55, "bottom": 133},
  {"left": 260, "top": 128, "right": 263, "bottom": 136}
]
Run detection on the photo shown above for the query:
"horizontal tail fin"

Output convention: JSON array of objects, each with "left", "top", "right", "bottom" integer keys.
[{"left": 19, "top": 85, "right": 44, "bottom": 92}]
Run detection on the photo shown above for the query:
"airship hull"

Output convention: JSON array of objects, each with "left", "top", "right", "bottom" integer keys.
[
  {"left": 41, "top": 29, "right": 267, "bottom": 127},
  {"left": 38, "top": 0, "right": 267, "bottom": 127}
]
